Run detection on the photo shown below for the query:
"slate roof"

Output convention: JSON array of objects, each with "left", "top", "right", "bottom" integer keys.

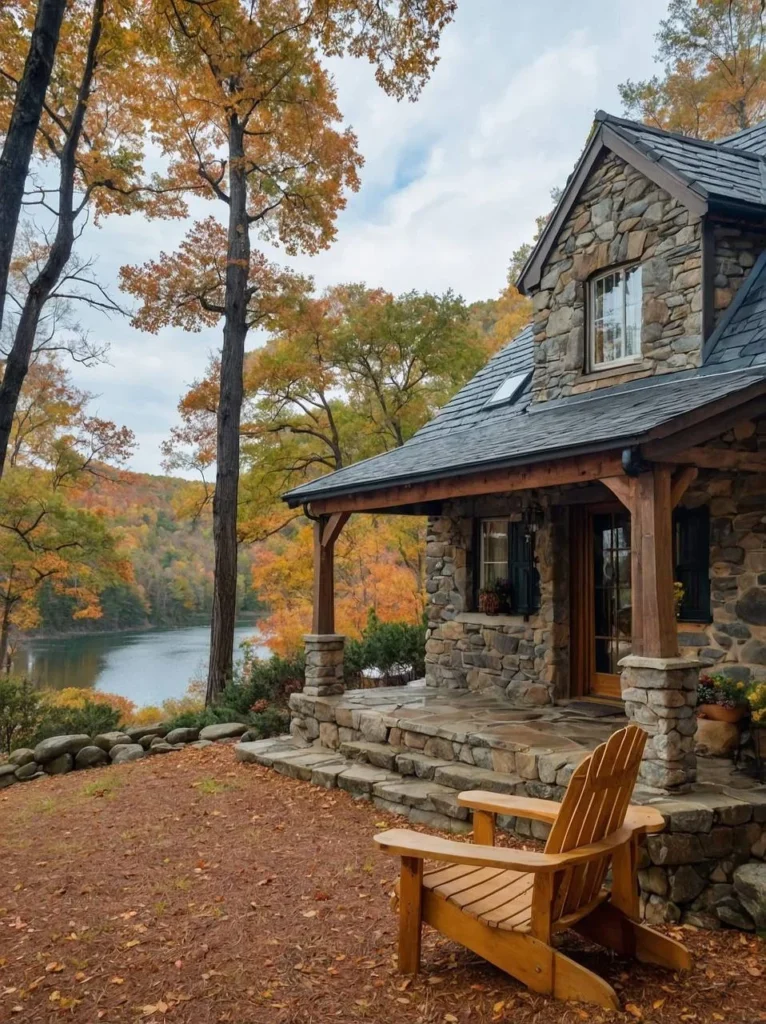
[
  {"left": 599, "top": 112, "right": 766, "bottom": 209},
  {"left": 719, "top": 119, "right": 766, "bottom": 156},
  {"left": 283, "top": 354, "right": 766, "bottom": 506},
  {"left": 704, "top": 251, "right": 766, "bottom": 370}
]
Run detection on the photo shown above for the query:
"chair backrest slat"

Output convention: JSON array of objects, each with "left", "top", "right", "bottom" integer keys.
[{"left": 540, "top": 724, "right": 647, "bottom": 923}]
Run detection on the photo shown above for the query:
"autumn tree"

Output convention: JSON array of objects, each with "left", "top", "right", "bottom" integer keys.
[
  {"left": 0, "top": 0, "right": 184, "bottom": 479},
  {"left": 0, "top": 0, "right": 67, "bottom": 330},
  {"left": 129, "top": 0, "right": 456, "bottom": 702},
  {"left": 620, "top": 0, "right": 766, "bottom": 138},
  {"left": 0, "top": 355, "right": 135, "bottom": 666}
]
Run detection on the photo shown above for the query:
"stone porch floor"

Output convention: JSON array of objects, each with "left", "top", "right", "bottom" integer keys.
[{"left": 288, "top": 681, "right": 764, "bottom": 796}]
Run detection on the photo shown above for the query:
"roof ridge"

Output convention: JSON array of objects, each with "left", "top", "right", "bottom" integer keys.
[{"left": 596, "top": 110, "right": 766, "bottom": 164}]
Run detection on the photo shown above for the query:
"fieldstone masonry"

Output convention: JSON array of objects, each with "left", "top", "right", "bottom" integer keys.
[
  {"left": 303, "top": 634, "right": 345, "bottom": 697},
  {"left": 531, "top": 152, "right": 704, "bottom": 403},
  {"left": 620, "top": 656, "right": 700, "bottom": 791}
]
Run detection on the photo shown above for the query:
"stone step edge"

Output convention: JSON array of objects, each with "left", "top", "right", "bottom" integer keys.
[{"left": 235, "top": 736, "right": 555, "bottom": 837}]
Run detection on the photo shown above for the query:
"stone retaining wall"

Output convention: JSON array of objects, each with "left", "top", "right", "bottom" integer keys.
[{"left": 0, "top": 722, "right": 250, "bottom": 789}]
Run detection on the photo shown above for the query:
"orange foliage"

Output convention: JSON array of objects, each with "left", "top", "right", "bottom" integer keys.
[
  {"left": 46, "top": 687, "right": 136, "bottom": 722},
  {"left": 254, "top": 516, "right": 425, "bottom": 655}
]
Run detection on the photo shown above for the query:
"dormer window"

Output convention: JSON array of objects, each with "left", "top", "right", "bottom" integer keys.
[{"left": 589, "top": 265, "right": 642, "bottom": 370}]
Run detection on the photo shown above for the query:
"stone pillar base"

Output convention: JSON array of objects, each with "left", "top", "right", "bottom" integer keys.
[
  {"left": 303, "top": 634, "right": 345, "bottom": 697},
  {"left": 619, "top": 655, "right": 702, "bottom": 793}
]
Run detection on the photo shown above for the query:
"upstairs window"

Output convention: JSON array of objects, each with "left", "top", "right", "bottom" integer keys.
[{"left": 589, "top": 265, "right": 642, "bottom": 370}]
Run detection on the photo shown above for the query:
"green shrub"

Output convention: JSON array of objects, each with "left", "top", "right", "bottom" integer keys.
[
  {"left": 0, "top": 676, "right": 47, "bottom": 754},
  {"left": 34, "top": 700, "right": 121, "bottom": 743},
  {"left": 162, "top": 652, "right": 303, "bottom": 739},
  {"left": 345, "top": 609, "right": 426, "bottom": 685}
]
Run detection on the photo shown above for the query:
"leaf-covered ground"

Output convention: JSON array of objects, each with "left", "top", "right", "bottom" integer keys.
[{"left": 0, "top": 744, "right": 764, "bottom": 1024}]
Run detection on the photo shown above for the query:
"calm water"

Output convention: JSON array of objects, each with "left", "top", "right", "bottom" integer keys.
[{"left": 11, "top": 622, "right": 269, "bottom": 706}]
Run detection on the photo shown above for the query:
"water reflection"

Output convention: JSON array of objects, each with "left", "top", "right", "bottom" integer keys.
[{"left": 11, "top": 622, "right": 266, "bottom": 706}]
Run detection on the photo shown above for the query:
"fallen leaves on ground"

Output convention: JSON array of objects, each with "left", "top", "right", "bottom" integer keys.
[{"left": 0, "top": 743, "right": 764, "bottom": 1023}]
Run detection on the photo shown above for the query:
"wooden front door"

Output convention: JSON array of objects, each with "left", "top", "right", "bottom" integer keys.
[{"left": 571, "top": 506, "right": 632, "bottom": 700}]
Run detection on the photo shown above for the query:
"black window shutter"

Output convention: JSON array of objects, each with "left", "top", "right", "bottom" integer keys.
[
  {"left": 674, "top": 506, "right": 710, "bottom": 623},
  {"left": 508, "top": 521, "right": 540, "bottom": 615}
]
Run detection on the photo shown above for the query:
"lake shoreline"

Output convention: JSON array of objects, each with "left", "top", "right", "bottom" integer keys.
[{"left": 23, "top": 615, "right": 262, "bottom": 643}]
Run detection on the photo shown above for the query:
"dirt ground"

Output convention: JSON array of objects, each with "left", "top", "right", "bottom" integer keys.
[{"left": 0, "top": 744, "right": 764, "bottom": 1024}]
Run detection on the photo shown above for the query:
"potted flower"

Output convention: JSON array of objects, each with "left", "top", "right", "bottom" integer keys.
[
  {"left": 697, "top": 673, "right": 750, "bottom": 724},
  {"left": 746, "top": 681, "right": 766, "bottom": 760},
  {"left": 477, "top": 578, "right": 510, "bottom": 616}
]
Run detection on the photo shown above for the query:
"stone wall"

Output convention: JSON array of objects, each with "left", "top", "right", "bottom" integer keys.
[
  {"left": 713, "top": 222, "right": 766, "bottom": 326},
  {"left": 0, "top": 722, "right": 249, "bottom": 789},
  {"left": 424, "top": 493, "right": 569, "bottom": 703},
  {"left": 676, "top": 419, "right": 766, "bottom": 686},
  {"left": 531, "top": 152, "right": 703, "bottom": 403}
]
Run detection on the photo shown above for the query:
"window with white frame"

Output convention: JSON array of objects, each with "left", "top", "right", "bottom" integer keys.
[
  {"left": 589, "top": 265, "right": 642, "bottom": 369},
  {"left": 479, "top": 519, "right": 509, "bottom": 588}
]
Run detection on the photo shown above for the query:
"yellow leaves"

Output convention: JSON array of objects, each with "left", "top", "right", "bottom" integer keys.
[
  {"left": 142, "top": 1001, "right": 169, "bottom": 1016},
  {"left": 110, "top": 976, "right": 125, "bottom": 985},
  {"left": 45, "top": 962, "right": 65, "bottom": 973},
  {"left": 625, "top": 1003, "right": 643, "bottom": 1019}
]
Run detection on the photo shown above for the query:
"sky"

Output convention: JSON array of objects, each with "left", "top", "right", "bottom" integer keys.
[{"left": 68, "top": 0, "right": 670, "bottom": 474}]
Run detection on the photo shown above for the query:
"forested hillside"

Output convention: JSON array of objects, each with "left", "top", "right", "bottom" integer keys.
[{"left": 37, "top": 470, "right": 260, "bottom": 635}]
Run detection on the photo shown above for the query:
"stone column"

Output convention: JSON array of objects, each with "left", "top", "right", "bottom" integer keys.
[
  {"left": 619, "top": 655, "right": 701, "bottom": 792},
  {"left": 303, "top": 634, "right": 345, "bottom": 697}
]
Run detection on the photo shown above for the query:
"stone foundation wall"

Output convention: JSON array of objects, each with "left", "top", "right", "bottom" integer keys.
[
  {"left": 424, "top": 494, "right": 569, "bottom": 702},
  {"left": 531, "top": 152, "right": 703, "bottom": 403}
]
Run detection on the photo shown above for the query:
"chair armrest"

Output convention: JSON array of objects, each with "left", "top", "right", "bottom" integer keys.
[
  {"left": 458, "top": 791, "right": 560, "bottom": 823},
  {"left": 625, "top": 806, "right": 666, "bottom": 835},
  {"left": 374, "top": 826, "right": 635, "bottom": 874}
]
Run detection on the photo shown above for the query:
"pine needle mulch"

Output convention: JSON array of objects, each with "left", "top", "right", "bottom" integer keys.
[{"left": 0, "top": 743, "right": 763, "bottom": 1024}]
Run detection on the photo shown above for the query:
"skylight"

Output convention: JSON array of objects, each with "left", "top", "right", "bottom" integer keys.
[{"left": 485, "top": 371, "right": 530, "bottom": 408}]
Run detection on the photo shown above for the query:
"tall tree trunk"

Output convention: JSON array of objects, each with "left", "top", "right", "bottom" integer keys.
[
  {"left": 206, "top": 114, "right": 250, "bottom": 704},
  {"left": 0, "top": 0, "right": 103, "bottom": 479},
  {"left": 0, "top": 0, "right": 67, "bottom": 332}
]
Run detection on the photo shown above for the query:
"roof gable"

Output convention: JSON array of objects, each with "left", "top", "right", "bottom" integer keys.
[{"left": 518, "top": 111, "right": 766, "bottom": 294}]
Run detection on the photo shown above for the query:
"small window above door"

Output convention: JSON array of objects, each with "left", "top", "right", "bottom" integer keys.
[{"left": 589, "top": 265, "right": 642, "bottom": 370}]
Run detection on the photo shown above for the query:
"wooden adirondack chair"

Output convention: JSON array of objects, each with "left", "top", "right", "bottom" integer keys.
[{"left": 374, "top": 724, "right": 690, "bottom": 1009}]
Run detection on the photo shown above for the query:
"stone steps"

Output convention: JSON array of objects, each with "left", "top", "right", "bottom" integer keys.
[{"left": 235, "top": 735, "right": 548, "bottom": 835}]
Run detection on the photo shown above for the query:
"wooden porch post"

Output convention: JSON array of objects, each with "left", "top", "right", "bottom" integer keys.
[
  {"left": 312, "top": 512, "right": 350, "bottom": 635},
  {"left": 631, "top": 466, "right": 677, "bottom": 659}
]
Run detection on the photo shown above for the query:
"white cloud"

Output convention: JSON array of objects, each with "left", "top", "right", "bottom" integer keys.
[{"left": 65, "top": 0, "right": 668, "bottom": 473}]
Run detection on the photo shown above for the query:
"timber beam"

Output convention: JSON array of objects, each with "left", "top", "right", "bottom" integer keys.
[
  {"left": 305, "top": 451, "right": 626, "bottom": 516},
  {"left": 650, "top": 445, "right": 766, "bottom": 473}
]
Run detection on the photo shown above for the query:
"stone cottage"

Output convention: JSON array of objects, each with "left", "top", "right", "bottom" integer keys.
[{"left": 284, "top": 110, "right": 766, "bottom": 795}]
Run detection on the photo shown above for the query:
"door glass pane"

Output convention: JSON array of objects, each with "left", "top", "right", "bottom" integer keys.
[{"left": 593, "top": 512, "right": 632, "bottom": 675}]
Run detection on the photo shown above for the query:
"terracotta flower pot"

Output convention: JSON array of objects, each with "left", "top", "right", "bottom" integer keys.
[{"left": 696, "top": 702, "right": 748, "bottom": 724}]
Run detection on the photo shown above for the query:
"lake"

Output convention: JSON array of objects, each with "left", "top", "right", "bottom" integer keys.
[{"left": 11, "top": 622, "right": 269, "bottom": 707}]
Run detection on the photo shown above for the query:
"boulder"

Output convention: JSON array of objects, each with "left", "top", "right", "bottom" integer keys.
[
  {"left": 15, "top": 761, "right": 42, "bottom": 780},
  {"left": 93, "top": 731, "right": 132, "bottom": 752},
  {"left": 736, "top": 587, "right": 766, "bottom": 626},
  {"left": 733, "top": 862, "right": 766, "bottom": 929},
  {"left": 125, "top": 724, "right": 168, "bottom": 741},
  {"left": 75, "top": 745, "right": 109, "bottom": 769},
  {"left": 44, "top": 753, "right": 74, "bottom": 776},
  {"left": 165, "top": 727, "right": 199, "bottom": 745},
  {"left": 695, "top": 718, "right": 739, "bottom": 757},
  {"left": 145, "top": 741, "right": 176, "bottom": 755},
  {"left": 139, "top": 734, "right": 157, "bottom": 749},
  {"left": 8, "top": 747, "right": 35, "bottom": 767},
  {"left": 190, "top": 739, "right": 214, "bottom": 749},
  {"left": 198, "top": 722, "right": 247, "bottom": 742},
  {"left": 111, "top": 744, "right": 145, "bottom": 764},
  {"left": 0, "top": 764, "right": 17, "bottom": 788},
  {"left": 34, "top": 734, "right": 91, "bottom": 763}
]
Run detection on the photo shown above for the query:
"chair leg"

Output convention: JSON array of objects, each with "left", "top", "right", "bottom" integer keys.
[
  {"left": 574, "top": 902, "right": 691, "bottom": 972},
  {"left": 552, "top": 948, "right": 621, "bottom": 1010},
  {"left": 398, "top": 856, "right": 423, "bottom": 974}
]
